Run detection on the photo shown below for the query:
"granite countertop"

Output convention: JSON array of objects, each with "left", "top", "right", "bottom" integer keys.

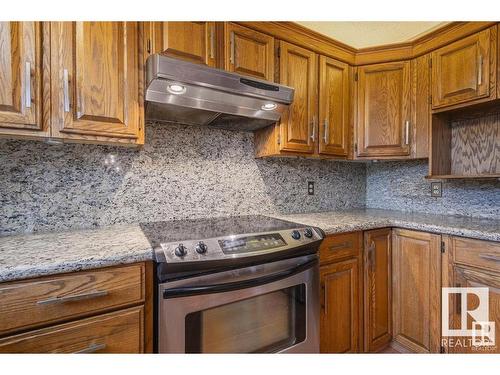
[
  {"left": 1, "top": 209, "right": 499, "bottom": 283},
  {"left": 272, "top": 209, "right": 500, "bottom": 242},
  {"left": 0, "top": 224, "right": 153, "bottom": 283}
]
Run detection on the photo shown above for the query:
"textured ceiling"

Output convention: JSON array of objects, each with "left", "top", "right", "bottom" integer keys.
[{"left": 296, "top": 22, "right": 448, "bottom": 49}]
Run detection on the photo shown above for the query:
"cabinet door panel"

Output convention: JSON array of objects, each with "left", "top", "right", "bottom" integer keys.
[
  {"left": 158, "top": 22, "right": 216, "bottom": 67},
  {"left": 0, "top": 22, "right": 43, "bottom": 132},
  {"left": 357, "top": 61, "right": 411, "bottom": 157},
  {"left": 448, "top": 267, "right": 500, "bottom": 353},
  {"left": 319, "top": 56, "right": 350, "bottom": 157},
  {"left": 392, "top": 229, "right": 441, "bottom": 353},
  {"left": 320, "top": 258, "right": 360, "bottom": 353},
  {"left": 279, "top": 42, "right": 317, "bottom": 153},
  {"left": 50, "top": 22, "right": 143, "bottom": 144},
  {"left": 432, "top": 28, "right": 493, "bottom": 108},
  {"left": 225, "top": 23, "right": 274, "bottom": 81},
  {"left": 364, "top": 228, "right": 392, "bottom": 352}
]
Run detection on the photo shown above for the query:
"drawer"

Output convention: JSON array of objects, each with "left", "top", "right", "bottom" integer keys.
[
  {"left": 320, "top": 232, "right": 361, "bottom": 264},
  {"left": 0, "top": 263, "right": 145, "bottom": 336},
  {"left": 0, "top": 306, "right": 144, "bottom": 353},
  {"left": 452, "top": 237, "right": 500, "bottom": 273}
]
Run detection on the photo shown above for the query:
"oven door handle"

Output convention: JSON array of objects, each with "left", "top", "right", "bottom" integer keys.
[{"left": 163, "top": 258, "right": 317, "bottom": 299}]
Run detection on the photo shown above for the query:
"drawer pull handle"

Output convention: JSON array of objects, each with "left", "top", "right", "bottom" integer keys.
[
  {"left": 321, "top": 282, "right": 327, "bottom": 315},
  {"left": 37, "top": 290, "right": 108, "bottom": 305},
  {"left": 479, "top": 254, "right": 500, "bottom": 263},
  {"left": 328, "top": 241, "right": 353, "bottom": 251},
  {"left": 75, "top": 343, "right": 106, "bottom": 354}
]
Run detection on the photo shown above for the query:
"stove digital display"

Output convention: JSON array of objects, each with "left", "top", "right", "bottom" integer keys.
[{"left": 219, "top": 233, "right": 287, "bottom": 254}]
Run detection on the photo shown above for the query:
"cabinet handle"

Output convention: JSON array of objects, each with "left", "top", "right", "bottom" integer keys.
[
  {"left": 310, "top": 116, "right": 316, "bottom": 141},
  {"left": 323, "top": 118, "right": 329, "bottom": 144},
  {"left": 405, "top": 120, "right": 410, "bottom": 145},
  {"left": 37, "top": 289, "right": 108, "bottom": 305},
  {"left": 321, "top": 282, "right": 327, "bottom": 315},
  {"left": 478, "top": 55, "right": 483, "bottom": 85},
  {"left": 230, "top": 31, "right": 235, "bottom": 64},
  {"left": 209, "top": 24, "right": 215, "bottom": 59},
  {"left": 74, "top": 343, "right": 106, "bottom": 354},
  {"left": 328, "top": 241, "right": 352, "bottom": 251},
  {"left": 25, "top": 62, "right": 31, "bottom": 108},
  {"left": 479, "top": 253, "right": 500, "bottom": 263},
  {"left": 63, "top": 69, "right": 70, "bottom": 113}
]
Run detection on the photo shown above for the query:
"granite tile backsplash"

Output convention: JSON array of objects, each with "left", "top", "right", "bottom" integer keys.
[
  {"left": 0, "top": 122, "right": 366, "bottom": 235},
  {"left": 366, "top": 160, "right": 500, "bottom": 219}
]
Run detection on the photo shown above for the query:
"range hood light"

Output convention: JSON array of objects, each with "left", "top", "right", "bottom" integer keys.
[
  {"left": 167, "top": 83, "right": 187, "bottom": 95},
  {"left": 261, "top": 102, "right": 277, "bottom": 111}
]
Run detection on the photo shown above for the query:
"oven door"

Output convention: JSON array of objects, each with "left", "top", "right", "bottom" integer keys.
[{"left": 158, "top": 254, "right": 319, "bottom": 353}]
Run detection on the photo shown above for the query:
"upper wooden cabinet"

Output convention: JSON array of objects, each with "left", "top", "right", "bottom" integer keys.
[
  {"left": 50, "top": 22, "right": 144, "bottom": 145},
  {"left": 153, "top": 22, "right": 217, "bottom": 67},
  {"left": 224, "top": 23, "right": 274, "bottom": 81},
  {"left": 0, "top": 22, "right": 47, "bottom": 138},
  {"left": 277, "top": 41, "right": 318, "bottom": 153},
  {"left": 318, "top": 56, "right": 350, "bottom": 157},
  {"left": 391, "top": 229, "right": 442, "bottom": 353},
  {"left": 356, "top": 61, "right": 412, "bottom": 158},
  {"left": 431, "top": 27, "right": 497, "bottom": 109},
  {"left": 363, "top": 228, "right": 392, "bottom": 352}
]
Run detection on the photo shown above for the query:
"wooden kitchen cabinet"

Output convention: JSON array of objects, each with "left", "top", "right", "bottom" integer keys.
[
  {"left": 318, "top": 56, "right": 350, "bottom": 157},
  {"left": 49, "top": 22, "right": 144, "bottom": 145},
  {"left": 356, "top": 61, "right": 412, "bottom": 158},
  {"left": 0, "top": 22, "right": 48, "bottom": 139},
  {"left": 391, "top": 229, "right": 442, "bottom": 353},
  {"left": 224, "top": 23, "right": 274, "bottom": 81},
  {"left": 152, "top": 22, "right": 217, "bottom": 67},
  {"left": 363, "top": 228, "right": 392, "bottom": 352},
  {"left": 319, "top": 232, "right": 362, "bottom": 353},
  {"left": 431, "top": 27, "right": 497, "bottom": 109}
]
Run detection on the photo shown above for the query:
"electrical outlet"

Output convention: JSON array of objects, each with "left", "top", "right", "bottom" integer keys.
[
  {"left": 307, "top": 181, "right": 315, "bottom": 195},
  {"left": 431, "top": 182, "right": 442, "bottom": 197}
]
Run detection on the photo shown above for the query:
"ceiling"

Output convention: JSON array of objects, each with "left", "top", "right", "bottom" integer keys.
[{"left": 296, "top": 22, "right": 449, "bottom": 49}]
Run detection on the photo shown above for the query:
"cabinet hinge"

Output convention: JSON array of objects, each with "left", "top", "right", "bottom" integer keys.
[
  {"left": 440, "top": 346, "right": 445, "bottom": 354},
  {"left": 441, "top": 241, "right": 446, "bottom": 253},
  {"left": 428, "top": 95, "right": 432, "bottom": 105},
  {"left": 354, "top": 143, "right": 358, "bottom": 153},
  {"left": 277, "top": 46, "right": 281, "bottom": 58},
  {"left": 277, "top": 134, "right": 280, "bottom": 145},
  {"left": 147, "top": 39, "right": 152, "bottom": 54},
  {"left": 354, "top": 72, "right": 359, "bottom": 81}
]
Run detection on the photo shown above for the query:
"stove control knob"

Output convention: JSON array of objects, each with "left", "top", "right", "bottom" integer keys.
[
  {"left": 174, "top": 243, "right": 187, "bottom": 257},
  {"left": 195, "top": 241, "right": 208, "bottom": 254},
  {"left": 304, "top": 228, "right": 313, "bottom": 238},
  {"left": 291, "top": 230, "right": 301, "bottom": 240}
]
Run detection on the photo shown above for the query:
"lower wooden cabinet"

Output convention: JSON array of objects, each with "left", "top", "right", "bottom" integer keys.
[
  {"left": 0, "top": 262, "right": 152, "bottom": 353},
  {"left": 391, "top": 229, "right": 442, "bottom": 353},
  {"left": 363, "top": 228, "right": 392, "bottom": 352},
  {"left": 0, "top": 306, "right": 144, "bottom": 353},
  {"left": 319, "top": 232, "right": 362, "bottom": 353}
]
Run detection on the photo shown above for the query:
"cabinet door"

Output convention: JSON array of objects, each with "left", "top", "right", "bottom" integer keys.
[
  {"left": 431, "top": 28, "right": 493, "bottom": 109},
  {"left": 50, "top": 22, "right": 143, "bottom": 145},
  {"left": 392, "top": 229, "right": 442, "bottom": 353},
  {"left": 318, "top": 56, "right": 350, "bottom": 157},
  {"left": 363, "top": 228, "right": 392, "bottom": 352},
  {"left": 356, "top": 61, "right": 411, "bottom": 158},
  {"left": 224, "top": 23, "right": 274, "bottom": 81},
  {"left": 320, "top": 258, "right": 361, "bottom": 353},
  {"left": 279, "top": 41, "right": 317, "bottom": 154},
  {"left": 448, "top": 266, "right": 500, "bottom": 354},
  {"left": 0, "top": 22, "right": 45, "bottom": 134},
  {"left": 155, "top": 22, "right": 216, "bottom": 67}
]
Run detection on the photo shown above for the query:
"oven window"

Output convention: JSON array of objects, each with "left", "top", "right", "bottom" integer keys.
[{"left": 184, "top": 284, "right": 306, "bottom": 353}]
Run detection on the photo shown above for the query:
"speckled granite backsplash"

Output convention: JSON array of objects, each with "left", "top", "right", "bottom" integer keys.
[
  {"left": 0, "top": 123, "right": 366, "bottom": 235},
  {"left": 366, "top": 160, "right": 500, "bottom": 219}
]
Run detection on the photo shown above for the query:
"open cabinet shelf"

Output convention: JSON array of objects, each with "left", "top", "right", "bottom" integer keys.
[{"left": 429, "top": 102, "right": 500, "bottom": 180}]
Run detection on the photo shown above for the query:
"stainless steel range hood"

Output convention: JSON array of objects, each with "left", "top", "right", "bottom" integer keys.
[{"left": 145, "top": 54, "right": 294, "bottom": 131}]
